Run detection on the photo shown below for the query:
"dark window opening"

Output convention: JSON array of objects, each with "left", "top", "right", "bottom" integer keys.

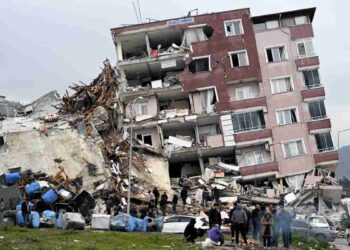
[
  {"left": 189, "top": 57, "right": 210, "bottom": 73},
  {"left": 203, "top": 26, "right": 214, "bottom": 38},
  {"left": 136, "top": 134, "right": 153, "bottom": 146},
  {"left": 303, "top": 69, "right": 320, "bottom": 88},
  {"left": 169, "top": 160, "right": 200, "bottom": 178},
  {"left": 315, "top": 132, "right": 334, "bottom": 152},
  {"left": 232, "top": 110, "right": 266, "bottom": 133},
  {"left": 266, "top": 46, "right": 286, "bottom": 62},
  {"left": 0, "top": 136, "right": 4, "bottom": 153},
  {"left": 309, "top": 100, "right": 326, "bottom": 120}
]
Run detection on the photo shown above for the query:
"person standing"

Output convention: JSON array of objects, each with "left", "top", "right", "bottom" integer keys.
[
  {"left": 21, "top": 200, "right": 30, "bottom": 227},
  {"left": 0, "top": 198, "right": 5, "bottom": 225},
  {"left": 202, "top": 187, "right": 209, "bottom": 207},
  {"left": 262, "top": 210, "right": 273, "bottom": 249},
  {"left": 208, "top": 203, "right": 222, "bottom": 229},
  {"left": 252, "top": 204, "right": 262, "bottom": 241},
  {"left": 279, "top": 207, "right": 292, "bottom": 249},
  {"left": 231, "top": 204, "right": 248, "bottom": 246},
  {"left": 148, "top": 190, "right": 155, "bottom": 211},
  {"left": 229, "top": 203, "right": 237, "bottom": 243},
  {"left": 153, "top": 187, "right": 160, "bottom": 208},
  {"left": 194, "top": 187, "right": 203, "bottom": 206},
  {"left": 160, "top": 192, "right": 168, "bottom": 215},
  {"left": 180, "top": 187, "right": 188, "bottom": 205},
  {"left": 242, "top": 204, "right": 251, "bottom": 237},
  {"left": 172, "top": 194, "right": 178, "bottom": 214},
  {"left": 271, "top": 207, "right": 281, "bottom": 247},
  {"left": 212, "top": 187, "right": 220, "bottom": 203}
]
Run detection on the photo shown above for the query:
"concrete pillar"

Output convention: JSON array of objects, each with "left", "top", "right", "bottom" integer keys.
[{"left": 198, "top": 157, "right": 205, "bottom": 177}]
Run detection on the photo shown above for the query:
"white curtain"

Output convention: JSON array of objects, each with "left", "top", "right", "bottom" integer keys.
[
  {"left": 182, "top": 28, "right": 208, "bottom": 47},
  {"left": 200, "top": 89, "right": 214, "bottom": 113},
  {"left": 285, "top": 174, "right": 305, "bottom": 191}
]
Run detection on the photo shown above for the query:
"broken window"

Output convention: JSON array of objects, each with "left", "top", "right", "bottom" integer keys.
[
  {"left": 133, "top": 102, "right": 148, "bottom": 116},
  {"left": 308, "top": 100, "right": 326, "bottom": 120},
  {"left": 224, "top": 20, "right": 243, "bottom": 36},
  {"left": 266, "top": 20, "right": 279, "bottom": 29},
  {"left": 188, "top": 57, "right": 210, "bottom": 73},
  {"left": 303, "top": 69, "right": 320, "bottom": 88},
  {"left": 232, "top": 110, "right": 266, "bottom": 133},
  {"left": 266, "top": 46, "right": 287, "bottom": 62},
  {"left": 230, "top": 50, "right": 249, "bottom": 67},
  {"left": 277, "top": 108, "right": 298, "bottom": 125},
  {"left": 315, "top": 132, "right": 334, "bottom": 152},
  {"left": 199, "top": 88, "right": 217, "bottom": 113},
  {"left": 283, "top": 140, "right": 305, "bottom": 158},
  {"left": 136, "top": 134, "right": 153, "bottom": 146},
  {"left": 297, "top": 38, "right": 315, "bottom": 58},
  {"left": 245, "top": 151, "right": 264, "bottom": 166},
  {"left": 271, "top": 76, "right": 293, "bottom": 94},
  {"left": 181, "top": 27, "right": 208, "bottom": 48},
  {"left": 235, "top": 86, "right": 253, "bottom": 100}
]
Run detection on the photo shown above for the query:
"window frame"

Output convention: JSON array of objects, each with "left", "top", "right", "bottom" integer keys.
[
  {"left": 315, "top": 132, "right": 334, "bottom": 152},
  {"left": 232, "top": 110, "right": 266, "bottom": 133},
  {"left": 302, "top": 68, "right": 321, "bottom": 88},
  {"left": 224, "top": 19, "right": 244, "bottom": 37},
  {"left": 308, "top": 100, "right": 327, "bottom": 120},
  {"left": 228, "top": 49, "right": 249, "bottom": 68},
  {"left": 245, "top": 151, "right": 265, "bottom": 166},
  {"left": 281, "top": 138, "right": 306, "bottom": 158},
  {"left": 270, "top": 75, "right": 294, "bottom": 94},
  {"left": 235, "top": 86, "right": 254, "bottom": 100},
  {"left": 265, "top": 44, "right": 288, "bottom": 63},
  {"left": 265, "top": 20, "right": 280, "bottom": 30},
  {"left": 133, "top": 101, "right": 148, "bottom": 116},
  {"left": 275, "top": 106, "right": 300, "bottom": 126},
  {"left": 296, "top": 38, "right": 316, "bottom": 59},
  {"left": 191, "top": 55, "right": 212, "bottom": 72}
]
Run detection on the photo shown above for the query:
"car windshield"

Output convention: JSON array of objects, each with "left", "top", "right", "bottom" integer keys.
[{"left": 309, "top": 217, "right": 327, "bottom": 224}]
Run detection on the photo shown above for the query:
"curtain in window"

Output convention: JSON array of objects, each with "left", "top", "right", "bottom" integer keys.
[
  {"left": 182, "top": 28, "right": 208, "bottom": 47},
  {"left": 285, "top": 173, "right": 305, "bottom": 191},
  {"left": 200, "top": 89, "right": 214, "bottom": 113}
]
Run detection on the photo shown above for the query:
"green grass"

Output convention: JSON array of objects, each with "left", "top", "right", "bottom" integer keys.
[
  {"left": 0, "top": 225, "right": 202, "bottom": 250},
  {"left": 292, "top": 234, "right": 332, "bottom": 250}
]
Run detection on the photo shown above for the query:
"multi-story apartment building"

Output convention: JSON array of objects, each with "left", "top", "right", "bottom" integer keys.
[{"left": 110, "top": 7, "right": 338, "bottom": 186}]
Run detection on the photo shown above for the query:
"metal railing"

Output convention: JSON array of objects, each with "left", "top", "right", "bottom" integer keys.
[
  {"left": 229, "top": 92, "right": 264, "bottom": 102},
  {"left": 233, "top": 124, "right": 266, "bottom": 133}
]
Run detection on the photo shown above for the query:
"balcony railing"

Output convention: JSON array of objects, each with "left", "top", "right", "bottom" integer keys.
[
  {"left": 310, "top": 115, "right": 328, "bottom": 121},
  {"left": 318, "top": 147, "right": 335, "bottom": 153},
  {"left": 239, "top": 160, "right": 279, "bottom": 177},
  {"left": 234, "top": 125, "right": 266, "bottom": 134},
  {"left": 229, "top": 92, "right": 264, "bottom": 102}
]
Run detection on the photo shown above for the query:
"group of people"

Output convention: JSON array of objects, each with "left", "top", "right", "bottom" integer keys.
[
  {"left": 147, "top": 188, "right": 169, "bottom": 215},
  {"left": 184, "top": 202, "right": 293, "bottom": 249}
]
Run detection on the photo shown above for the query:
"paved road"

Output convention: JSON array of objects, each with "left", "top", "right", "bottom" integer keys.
[{"left": 332, "top": 238, "right": 349, "bottom": 250}]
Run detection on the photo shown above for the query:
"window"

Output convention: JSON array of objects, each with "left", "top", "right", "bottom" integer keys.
[
  {"left": 224, "top": 20, "right": 243, "bottom": 36},
  {"left": 133, "top": 102, "right": 148, "bottom": 116},
  {"left": 199, "top": 88, "right": 217, "bottom": 113},
  {"left": 235, "top": 86, "right": 253, "bottom": 100},
  {"left": 136, "top": 134, "right": 153, "bottom": 146},
  {"left": 303, "top": 69, "right": 320, "bottom": 88},
  {"left": 315, "top": 132, "right": 334, "bottom": 152},
  {"left": 283, "top": 140, "right": 305, "bottom": 158},
  {"left": 245, "top": 151, "right": 264, "bottom": 166},
  {"left": 232, "top": 110, "right": 266, "bottom": 133},
  {"left": 266, "top": 20, "right": 279, "bottom": 29},
  {"left": 297, "top": 38, "right": 315, "bottom": 58},
  {"left": 282, "top": 15, "right": 308, "bottom": 27},
  {"left": 253, "top": 23, "right": 266, "bottom": 32},
  {"left": 308, "top": 100, "right": 326, "bottom": 120},
  {"left": 189, "top": 57, "right": 210, "bottom": 73},
  {"left": 266, "top": 46, "right": 287, "bottom": 62},
  {"left": 276, "top": 108, "right": 298, "bottom": 125},
  {"left": 230, "top": 50, "right": 249, "bottom": 67},
  {"left": 271, "top": 76, "right": 293, "bottom": 94}
]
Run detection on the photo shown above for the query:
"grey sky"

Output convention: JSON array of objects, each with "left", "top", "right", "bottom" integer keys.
[{"left": 1, "top": 0, "right": 350, "bottom": 146}]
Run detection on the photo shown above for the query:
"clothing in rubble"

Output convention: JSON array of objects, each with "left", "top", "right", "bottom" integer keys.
[
  {"left": 208, "top": 204, "right": 221, "bottom": 229},
  {"left": 160, "top": 192, "right": 168, "bottom": 215},
  {"left": 153, "top": 187, "right": 160, "bottom": 208},
  {"left": 231, "top": 204, "right": 248, "bottom": 245},
  {"left": 184, "top": 218, "right": 198, "bottom": 243},
  {"left": 208, "top": 224, "right": 224, "bottom": 245},
  {"left": 262, "top": 211, "right": 273, "bottom": 248},
  {"left": 172, "top": 194, "right": 178, "bottom": 214},
  {"left": 180, "top": 187, "right": 188, "bottom": 205}
]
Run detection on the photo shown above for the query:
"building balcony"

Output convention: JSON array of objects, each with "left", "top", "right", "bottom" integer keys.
[
  {"left": 239, "top": 161, "right": 279, "bottom": 177},
  {"left": 290, "top": 23, "right": 314, "bottom": 40},
  {"left": 234, "top": 128, "right": 272, "bottom": 145},
  {"left": 295, "top": 56, "right": 319, "bottom": 70},
  {"left": 301, "top": 86, "right": 325, "bottom": 100},
  {"left": 314, "top": 150, "right": 339, "bottom": 171},
  {"left": 307, "top": 118, "right": 331, "bottom": 132},
  {"left": 216, "top": 94, "right": 267, "bottom": 112}
]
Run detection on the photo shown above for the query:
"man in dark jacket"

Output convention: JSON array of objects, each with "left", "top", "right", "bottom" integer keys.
[
  {"left": 21, "top": 200, "right": 30, "bottom": 227},
  {"left": 202, "top": 187, "right": 209, "bottom": 207},
  {"left": 153, "top": 187, "right": 160, "bottom": 208},
  {"left": 242, "top": 204, "right": 251, "bottom": 237},
  {"left": 172, "top": 194, "right": 178, "bottom": 214},
  {"left": 212, "top": 187, "right": 220, "bottom": 203},
  {"left": 271, "top": 207, "right": 280, "bottom": 246},
  {"left": 231, "top": 204, "right": 248, "bottom": 245},
  {"left": 180, "top": 187, "right": 188, "bottom": 205},
  {"left": 229, "top": 203, "right": 237, "bottom": 242},
  {"left": 208, "top": 203, "right": 221, "bottom": 229},
  {"left": 279, "top": 207, "right": 292, "bottom": 248},
  {"left": 251, "top": 204, "right": 262, "bottom": 241},
  {"left": 184, "top": 218, "right": 198, "bottom": 242},
  {"left": 160, "top": 192, "right": 168, "bottom": 215}
]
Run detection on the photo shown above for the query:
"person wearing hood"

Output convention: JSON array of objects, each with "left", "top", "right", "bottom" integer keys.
[
  {"left": 184, "top": 218, "right": 198, "bottom": 243},
  {"left": 231, "top": 204, "right": 248, "bottom": 245},
  {"left": 208, "top": 203, "right": 222, "bottom": 229},
  {"left": 279, "top": 207, "right": 292, "bottom": 249},
  {"left": 261, "top": 210, "right": 273, "bottom": 249}
]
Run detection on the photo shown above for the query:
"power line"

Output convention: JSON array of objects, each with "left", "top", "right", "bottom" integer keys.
[{"left": 132, "top": 1, "right": 140, "bottom": 24}]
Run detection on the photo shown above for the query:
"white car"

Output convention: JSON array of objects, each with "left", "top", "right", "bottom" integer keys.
[
  {"left": 162, "top": 215, "right": 209, "bottom": 234},
  {"left": 307, "top": 215, "right": 330, "bottom": 229}
]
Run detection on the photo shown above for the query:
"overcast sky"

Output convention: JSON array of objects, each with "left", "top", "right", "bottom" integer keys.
[{"left": 1, "top": 0, "right": 350, "bottom": 146}]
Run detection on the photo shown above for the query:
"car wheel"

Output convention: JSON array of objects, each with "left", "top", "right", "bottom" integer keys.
[
  {"left": 315, "top": 234, "right": 326, "bottom": 242},
  {"left": 347, "top": 235, "right": 350, "bottom": 246}
]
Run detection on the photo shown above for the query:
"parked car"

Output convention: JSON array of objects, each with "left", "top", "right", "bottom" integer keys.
[
  {"left": 291, "top": 219, "right": 336, "bottom": 242},
  {"left": 307, "top": 215, "right": 330, "bottom": 229},
  {"left": 346, "top": 228, "right": 350, "bottom": 245},
  {"left": 162, "top": 215, "right": 209, "bottom": 234}
]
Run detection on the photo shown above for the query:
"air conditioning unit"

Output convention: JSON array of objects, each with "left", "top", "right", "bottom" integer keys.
[{"left": 265, "top": 142, "right": 271, "bottom": 152}]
